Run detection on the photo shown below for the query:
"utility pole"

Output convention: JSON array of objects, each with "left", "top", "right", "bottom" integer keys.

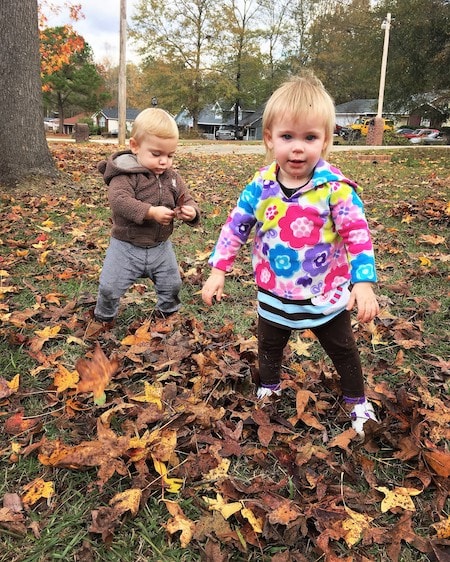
[
  {"left": 369, "top": 12, "right": 392, "bottom": 146},
  {"left": 118, "top": 0, "right": 127, "bottom": 146},
  {"left": 377, "top": 12, "right": 391, "bottom": 120}
]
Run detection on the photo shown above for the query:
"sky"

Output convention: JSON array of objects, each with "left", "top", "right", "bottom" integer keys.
[{"left": 43, "top": 0, "right": 141, "bottom": 64}]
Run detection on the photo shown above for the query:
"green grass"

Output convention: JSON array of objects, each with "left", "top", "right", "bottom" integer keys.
[{"left": 0, "top": 145, "right": 449, "bottom": 561}]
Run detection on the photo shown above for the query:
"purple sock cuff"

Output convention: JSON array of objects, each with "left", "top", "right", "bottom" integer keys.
[
  {"left": 343, "top": 395, "right": 366, "bottom": 405},
  {"left": 261, "top": 383, "right": 281, "bottom": 391}
]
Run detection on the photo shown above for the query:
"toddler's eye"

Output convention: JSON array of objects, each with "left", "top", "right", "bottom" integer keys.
[
  {"left": 306, "top": 134, "right": 316, "bottom": 141},
  {"left": 282, "top": 134, "right": 292, "bottom": 140}
]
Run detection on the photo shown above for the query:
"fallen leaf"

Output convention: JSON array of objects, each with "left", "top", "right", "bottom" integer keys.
[
  {"left": 202, "top": 494, "right": 242, "bottom": 519},
  {"left": 419, "top": 234, "right": 445, "bottom": 245},
  {"left": 76, "top": 344, "right": 120, "bottom": 404},
  {"left": 152, "top": 458, "right": 183, "bottom": 493},
  {"left": 109, "top": 489, "right": 142, "bottom": 516},
  {"left": 163, "top": 500, "right": 195, "bottom": 548},
  {"left": 376, "top": 486, "right": 421, "bottom": 512},
  {"left": 342, "top": 506, "right": 373, "bottom": 547},
  {"left": 241, "top": 506, "right": 263, "bottom": 534},
  {"left": 22, "top": 478, "right": 54, "bottom": 507}
]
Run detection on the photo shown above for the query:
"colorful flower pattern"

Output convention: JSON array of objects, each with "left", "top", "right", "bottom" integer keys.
[{"left": 209, "top": 159, "right": 377, "bottom": 300}]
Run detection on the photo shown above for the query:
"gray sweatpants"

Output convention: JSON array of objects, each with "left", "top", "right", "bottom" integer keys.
[{"left": 94, "top": 237, "right": 182, "bottom": 321}]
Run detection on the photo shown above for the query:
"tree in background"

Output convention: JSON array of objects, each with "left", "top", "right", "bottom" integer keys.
[
  {"left": 41, "top": 26, "right": 110, "bottom": 132},
  {"left": 376, "top": 0, "right": 450, "bottom": 111},
  {"left": 213, "top": 0, "right": 262, "bottom": 133},
  {"left": 0, "top": 0, "right": 55, "bottom": 186},
  {"left": 307, "top": 0, "right": 382, "bottom": 104},
  {"left": 131, "top": 0, "right": 219, "bottom": 128},
  {"left": 307, "top": 0, "right": 450, "bottom": 108}
]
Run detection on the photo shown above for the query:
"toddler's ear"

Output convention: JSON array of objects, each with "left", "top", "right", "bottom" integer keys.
[{"left": 129, "top": 137, "right": 139, "bottom": 154}]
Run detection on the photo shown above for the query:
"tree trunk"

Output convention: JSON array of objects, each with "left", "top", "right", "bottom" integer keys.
[{"left": 0, "top": 0, "right": 56, "bottom": 186}]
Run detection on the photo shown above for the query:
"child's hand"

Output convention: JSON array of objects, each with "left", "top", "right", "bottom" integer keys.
[
  {"left": 347, "top": 282, "right": 379, "bottom": 322},
  {"left": 202, "top": 268, "right": 226, "bottom": 306},
  {"left": 174, "top": 204, "right": 196, "bottom": 222},
  {"left": 147, "top": 206, "right": 175, "bottom": 225}
]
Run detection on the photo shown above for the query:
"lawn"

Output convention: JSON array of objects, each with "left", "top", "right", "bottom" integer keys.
[{"left": 0, "top": 144, "right": 449, "bottom": 562}]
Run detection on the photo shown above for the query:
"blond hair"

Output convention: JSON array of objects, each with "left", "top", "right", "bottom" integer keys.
[
  {"left": 131, "top": 107, "right": 179, "bottom": 143},
  {"left": 262, "top": 71, "right": 335, "bottom": 160}
]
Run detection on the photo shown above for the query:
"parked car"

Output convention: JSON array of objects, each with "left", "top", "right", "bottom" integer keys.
[
  {"left": 395, "top": 127, "right": 415, "bottom": 136},
  {"left": 44, "top": 118, "right": 59, "bottom": 133},
  {"left": 403, "top": 128, "right": 439, "bottom": 139},
  {"left": 409, "top": 131, "right": 447, "bottom": 145},
  {"left": 215, "top": 125, "right": 242, "bottom": 140}
]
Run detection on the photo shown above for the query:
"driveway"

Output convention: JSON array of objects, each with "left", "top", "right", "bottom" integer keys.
[{"left": 48, "top": 136, "right": 448, "bottom": 154}]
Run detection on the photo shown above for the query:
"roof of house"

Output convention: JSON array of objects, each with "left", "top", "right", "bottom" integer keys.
[
  {"left": 63, "top": 113, "right": 88, "bottom": 125},
  {"left": 96, "top": 108, "right": 141, "bottom": 121},
  {"left": 335, "top": 99, "right": 378, "bottom": 114},
  {"left": 240, "top": 108, "right": 263, "bottom": 128}
]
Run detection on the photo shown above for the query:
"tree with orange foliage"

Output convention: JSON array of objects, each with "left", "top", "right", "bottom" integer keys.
[{"left": 40, "top": 26, "right": 110, "bottom": 133}]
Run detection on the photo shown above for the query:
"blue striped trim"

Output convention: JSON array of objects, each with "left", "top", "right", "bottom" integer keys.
[{"left": 257, "top": 289, "right": 346, "bottom": 329}]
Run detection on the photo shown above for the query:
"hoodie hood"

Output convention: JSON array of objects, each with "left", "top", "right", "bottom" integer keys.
[
  {"left": 312, "top": 159, "right": 360, "bottom": 192},
  {"left": 97, "top": 150, "right": 150, "bottom": 185}
]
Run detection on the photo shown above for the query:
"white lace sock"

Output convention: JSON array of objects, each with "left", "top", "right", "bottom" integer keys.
[
  {"left": 349, "top": 399, "right": 378, "bottom": 436},
  {"left": 256, "top": 383, "right": 282, "bottom": 399}
]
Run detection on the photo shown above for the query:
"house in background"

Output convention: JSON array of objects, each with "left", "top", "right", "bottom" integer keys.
[
  {"left": 240, "top": 108, "right": 264, "bottom": 140},
  {"left": 176, "top": 102, "right": 256, "bottom": 139},
  {"left": 407, "top": 92, "right": 450, "bottom": 129},
  {"left": 334, "top": 99, "right": 410, "bottom": 127},
  {"left": 92, "top": 108, "right": 141, "bottom": 136},
  {"left": 335, "top": 93, "right": 450, "bottom": 129},
  {"left": 44, "top": 113, "right": 88, "bottom": 135}
]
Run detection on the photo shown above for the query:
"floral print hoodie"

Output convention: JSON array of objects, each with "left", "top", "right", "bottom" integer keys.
[{"left": 209, "top": 159, "right": 377, "bottom": 302}]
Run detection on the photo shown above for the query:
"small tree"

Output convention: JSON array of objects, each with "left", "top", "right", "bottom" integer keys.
[{"left": 41, "top": 26, "right": 109, "bottom": 132}]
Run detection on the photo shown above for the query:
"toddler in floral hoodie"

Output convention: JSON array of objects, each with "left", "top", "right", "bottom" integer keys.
[{"left": 202, "top": 72, "right": 379, "bottom": 437}]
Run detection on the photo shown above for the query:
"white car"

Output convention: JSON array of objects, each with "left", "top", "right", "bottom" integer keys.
[
  {"left": 215, "top": 126, "right": 237, "bottom": 140},
  {"left": 409, "top": 132, "right": 447, "bottom": 145}
]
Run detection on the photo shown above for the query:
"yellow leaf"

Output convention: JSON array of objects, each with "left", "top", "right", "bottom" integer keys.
[
  {"left": 130, "top": 381, "right": 163, "bottom": 410},
  {"left": 152, "top": 458, "right": 183, "bottom": 493},
  {"left": 34, "top": 325, "right": 61, "bottom": 339},
  {"left": 22, "top": 478, "right": 54, "bottom": 506},
  {"left": 127, "top": 433, "right": 152, "bottom": 462},
  {"left": 289, "top": 335, "right": 313, "bottom": 357},
  {"left": 204, "top": 458, "right": 231, "bottom": 481},
  {"left": 342, "top": 506, "right": 373, "bottom": 547},
  {"left": 7, "top": 374, "right": 20, "bottom": 392},
  {"left": 376, "top": 486, "right": 421, "bottom": 512},
  {"left": 53, "top": 364, "right": 79, "bottom": 393},
  {"left": 241, "top": 507, "right": 263, "bottom": 533},
  {"left": 109, "top": 488, "right": 142, "bottom": 516},
  {"left": 38, "top": 250, "right": 51, "bottom": 265},
  {"left": 41, "top": 219, "right": 55, "bottom": 229},
  {"left": 418, "top": 256, "right": 432, "bottom": 267},
  {"left": 433, "top": 516, "right": 450, "bottom": 539},
  {"left": 202, "top": 494, "right": 242, "bottom": 519},
  {"left": 16, "top": 249, "right": 29, "bottom": 257}
]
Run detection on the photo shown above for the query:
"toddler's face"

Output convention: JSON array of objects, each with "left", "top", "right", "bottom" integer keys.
[
  {"left": 130, "top": 134, "right": 178, "bottom": 175},
  {"left": 264, "top": 113, "right": 327, "bottom": 186}
]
